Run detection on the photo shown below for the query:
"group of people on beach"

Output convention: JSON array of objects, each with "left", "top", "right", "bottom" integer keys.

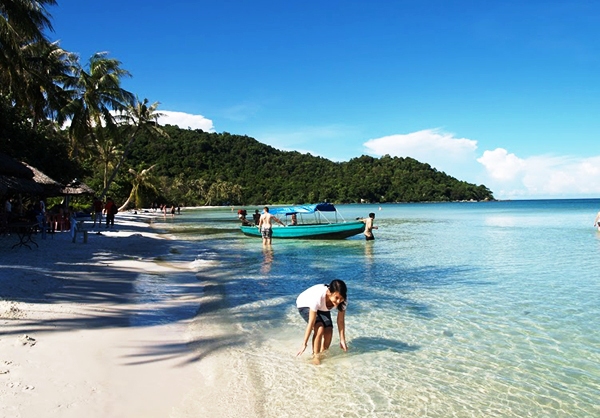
[
  {"left": 91, "top": 196, "right": 118, "bottom": 229},
  {"left": 2, "top": 196, "right": 90, "bottom": 231}
]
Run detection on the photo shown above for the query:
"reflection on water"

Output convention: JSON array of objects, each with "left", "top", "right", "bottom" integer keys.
[
  {"left": 261, "top": 247, "right": 274, "bottom": 274},
  {"left": 364, "top": 240, "right": 374, "bottom": 260},
  {"left": 158, "top": 201, "right": 600, "bottom": 417}
]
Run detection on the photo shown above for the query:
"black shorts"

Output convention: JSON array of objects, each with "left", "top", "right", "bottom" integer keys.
[{"left": 298, "top": 307, "right": 333, "bottom": 328}]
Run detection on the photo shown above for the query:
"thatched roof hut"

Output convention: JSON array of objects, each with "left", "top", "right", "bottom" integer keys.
[
  {"left": 1, "top": 154, "right": 95, "bottom": 199},
  {"left": 0, "top": 153, "right": 34, "bottom": 178},
  {"left": 0, "top": 154, "right": 42, "bottom": 195},
  {"left": 22, "top": 162, "right": 64, "bottom": 195},
  {"left": 0, "top": 175, "right": 45, "bottom": 195},
  {"left": 0, "top": 153, "right": 63, "bottom": 197}
]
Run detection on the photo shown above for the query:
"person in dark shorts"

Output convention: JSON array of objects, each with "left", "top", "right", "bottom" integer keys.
[
  {"left": 258, "top": 206, "right": 285, "bottom": 246},
  {"left": 358, "top": 212, "right": 378, "bottom": 240},
  {"left": 296, "top": 279, "right": 348, "bottom": 364}
]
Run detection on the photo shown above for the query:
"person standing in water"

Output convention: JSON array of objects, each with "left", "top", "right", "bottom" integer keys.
[
  {"left": 296, "top": 279, "right": 348, "bottom": 364},
  {"left": 258, "top": 206, "right": 285, "bottom": 246},
  {"left": 594, "top": 211, "right": 600, "bottom": 229},
  {"left": 358, "top": 212, "right": 378, "bottom": 241}
]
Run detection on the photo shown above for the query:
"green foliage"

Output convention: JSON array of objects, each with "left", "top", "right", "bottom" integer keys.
[
  {"left": 2, "top": 94, "right": 494, "bottom": 207},
  {"left": 0, "top": 94, "right": 82, "bottom": 183},
  {"left": 126, "top": 125, "right": 495, "bottom": 205}
]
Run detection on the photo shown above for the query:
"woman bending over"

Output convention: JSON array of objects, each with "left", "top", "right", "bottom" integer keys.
[{"left": 296, "top": 279, "right": 348, "bottom": 363}]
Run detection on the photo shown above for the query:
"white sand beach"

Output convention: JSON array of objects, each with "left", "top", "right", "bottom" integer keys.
[{"left": 0, "top": 213, "right": 258, "bottom": 418}]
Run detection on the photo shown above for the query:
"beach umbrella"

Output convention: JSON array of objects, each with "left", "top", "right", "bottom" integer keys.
[
  {"left": 61, "top": 178, "right": 95, "bottom": 209},
  {"left": 61, "top": 178, "right": 95, "bottom": 196}
]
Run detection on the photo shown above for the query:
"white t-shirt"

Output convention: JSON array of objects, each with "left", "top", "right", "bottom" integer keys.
[{"left": 296, "top": 284, "right": 347, "bottom": 311}]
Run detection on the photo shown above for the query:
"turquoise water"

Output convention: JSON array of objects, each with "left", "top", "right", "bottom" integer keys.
[{"left": 155, "top": 200, "right": 600, "bottom": 417}]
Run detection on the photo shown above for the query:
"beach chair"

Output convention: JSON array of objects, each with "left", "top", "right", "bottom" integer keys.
[{"left": 70, "top": 215, "right": 89, "bottom": 243}]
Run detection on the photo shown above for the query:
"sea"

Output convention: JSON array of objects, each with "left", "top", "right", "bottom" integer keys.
[{"left": 145, "top": 199, "right": 600, "bottom": 417}]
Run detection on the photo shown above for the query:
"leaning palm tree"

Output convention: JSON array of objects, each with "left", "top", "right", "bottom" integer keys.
[
  {"left": 119, "top": 164, "right": 158, "bottom": 211},
  {"left": 99, "top": 97, "right": 168, "bottom": 199},
  {"left": 59, "top": 51, "right": 133, "bottom": 159}
]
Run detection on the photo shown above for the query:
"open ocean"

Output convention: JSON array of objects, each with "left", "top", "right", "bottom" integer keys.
[{"left": 149, "top": 199, "right": 600, "bottom": 417}]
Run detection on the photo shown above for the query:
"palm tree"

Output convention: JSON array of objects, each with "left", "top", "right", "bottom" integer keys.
[
  {"left": 188, "top": 178, "right": 208, "bottom": 204},
  {"left": 205, "top": 180, "right": 243, "bottom": 205},
  {"left": 0, "top": 0, "right": 56, "bottom": 90},
  {"left": 59, "top": 51, "right": 133, "bottom": 158},
  {"left": 0, "top": 1, "right": 69, "bottom": 123},
  {"left": 18, "top": 39, "right": 77, "bottom": 124},
  {"left": 93, "top": 126, "right": 122, "bottom": 190},
  {"left": 99, "top": 97, "right": 168, "bottom": 199},
  {"left": 119, "top": 164, "right": 158, "bottom": 211}
]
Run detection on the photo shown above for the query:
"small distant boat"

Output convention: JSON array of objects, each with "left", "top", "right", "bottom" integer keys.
[{"left": 240, "top": 203, "right": 365, "bottom": 240}]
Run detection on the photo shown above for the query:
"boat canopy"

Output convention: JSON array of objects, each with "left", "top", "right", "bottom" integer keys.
[{"left": 268, "top": 203, "right": 337, "bottom": 216}]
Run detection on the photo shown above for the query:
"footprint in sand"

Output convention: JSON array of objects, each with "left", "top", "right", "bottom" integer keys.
[
  {"left": 1, "top": 360, "right": 12, "bottom": 374},
  {"left": 18, "top": 335, "right": 36, "bottom": 347}
]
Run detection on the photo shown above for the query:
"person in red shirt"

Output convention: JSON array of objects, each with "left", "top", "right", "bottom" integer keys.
[{"left": 104, "top": 197, "right": 117, "bottom": 228}]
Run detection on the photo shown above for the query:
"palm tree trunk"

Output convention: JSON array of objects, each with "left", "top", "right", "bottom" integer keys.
[
  {"left": 99, "top": 127, "right": 139, "bottom": 199},
  {"left": 118, "top": 199, "right": 131, "bottom": 212}
]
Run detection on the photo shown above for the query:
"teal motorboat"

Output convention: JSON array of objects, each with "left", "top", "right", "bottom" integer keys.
[{"left": 240, "top": 203, "right": 365, "bottom": 239}]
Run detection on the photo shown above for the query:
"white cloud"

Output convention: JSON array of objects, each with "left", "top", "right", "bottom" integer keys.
[
  {"left": 477, "top": 148, "right": 526, "bottom": 181},
  {"left": 363, "top": 129, "right": 480, "bottom": 179},
  {"left": 479, "top": 149, "right": 600, "bottom": 198},
  {"left": 158, "top": 110, "right": 215, "bottom": 132},
  {"left": 364, "top": 129, "right": 478, "bottom": 160},
  {"left": 362, "top": 128, "right": 600, "bottom": 199}
]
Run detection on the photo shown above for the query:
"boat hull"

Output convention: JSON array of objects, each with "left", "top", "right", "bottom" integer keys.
[{"left": 241, "top": 221, "right": 365, "bottom": 240}]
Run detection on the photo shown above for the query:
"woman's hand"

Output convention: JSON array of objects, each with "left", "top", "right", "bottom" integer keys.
[
  {"left": 297, "top": 344, "right": 307, "bottom": 356},
  {"left": 339, "top": 340, "right": 348, "bottom": 352}
]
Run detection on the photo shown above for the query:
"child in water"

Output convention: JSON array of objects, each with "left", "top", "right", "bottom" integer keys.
[{"left": 296, "top": 279, "right": 348, "bottom": 363}]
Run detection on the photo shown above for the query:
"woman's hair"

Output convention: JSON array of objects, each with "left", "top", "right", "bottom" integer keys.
[{"left": 328, "top": 279, "right": 347, "bottom": 311}]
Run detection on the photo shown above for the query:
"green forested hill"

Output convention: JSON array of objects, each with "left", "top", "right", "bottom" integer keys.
[{"left": 127, "top": 125, "right": 494, "bottom": 205}]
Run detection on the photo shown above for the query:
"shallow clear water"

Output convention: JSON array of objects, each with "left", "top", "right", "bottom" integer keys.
[{"left": 152, "top": 200, "right": 600, "bottom": 417}]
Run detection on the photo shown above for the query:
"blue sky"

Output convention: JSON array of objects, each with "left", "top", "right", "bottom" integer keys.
[{"left": 48, "top": 1, "right": 600, "bottom": 199}]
